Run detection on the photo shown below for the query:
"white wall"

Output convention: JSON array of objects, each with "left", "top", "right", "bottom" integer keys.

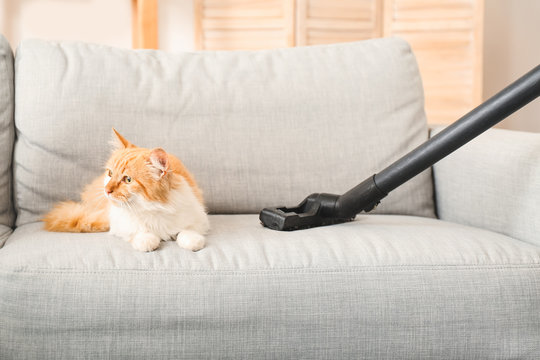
[{"left": 1, "top": 0, "right": 539, "bottom": 131}]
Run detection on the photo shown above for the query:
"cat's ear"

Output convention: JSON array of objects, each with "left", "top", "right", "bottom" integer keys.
[
  {"left": 149, "top": 148, "right": 169, "bottom": 179},
  {"left": 111, "top": 128, "right": 135, "bottom": 149}
]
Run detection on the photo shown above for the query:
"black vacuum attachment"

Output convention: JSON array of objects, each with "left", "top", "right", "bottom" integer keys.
[{"left": 260, "top": 64, "right": 540, "bottom": 231}]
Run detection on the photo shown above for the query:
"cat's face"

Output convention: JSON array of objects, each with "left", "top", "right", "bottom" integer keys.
[{"left": 104, "top": 129, "right": 171, "bottom": 205}]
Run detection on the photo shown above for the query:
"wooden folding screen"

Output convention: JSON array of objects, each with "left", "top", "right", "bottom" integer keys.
[{"left": 194, "top": 0, "right": 296, "bottom": 50}]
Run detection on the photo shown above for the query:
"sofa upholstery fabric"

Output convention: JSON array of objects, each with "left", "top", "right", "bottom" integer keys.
[
  {"left": 433, "top": 127, "right": 540, "bottom": 247},
  {"left": 1, "top": 215, "right": 540, "bottom": 359},
  {"left": 0, "top": 35, "right": 14, "bottom": 246},
  {"left": 13, "top": 37, "right": 434, "bottom": 226}
]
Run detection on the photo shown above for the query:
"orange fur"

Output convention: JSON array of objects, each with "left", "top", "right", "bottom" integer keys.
[
  {"left": 42, "top": 130, "right": 204, "bottom": 233},
  {"left": 42, "top": 175, "right": 110, "bottom": 232}
]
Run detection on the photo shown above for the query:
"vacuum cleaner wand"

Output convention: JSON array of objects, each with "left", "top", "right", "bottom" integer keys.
[{"left": 260, "top": 64, "right": 540, "bottom": 231}]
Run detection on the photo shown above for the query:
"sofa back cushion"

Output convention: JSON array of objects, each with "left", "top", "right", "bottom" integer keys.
[
  {"left": 0, "top": 34, "right": 15, "bottom": 242},
  {"left": 13, "top": 37, "right": 434, "bottom": 226}
]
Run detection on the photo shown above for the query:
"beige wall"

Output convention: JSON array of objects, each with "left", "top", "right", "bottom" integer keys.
[
  {"left": 1, "top": 0, "right": 539, "bottom": 132},
  {"left": 0, "top": 0, "right": 193, "bottom": 50},
  {"left": 484, "top": 0, "right": 540, "bottom": 132},
  {"left": 1, "top": 0, "right": 132, "bottom": 49}
]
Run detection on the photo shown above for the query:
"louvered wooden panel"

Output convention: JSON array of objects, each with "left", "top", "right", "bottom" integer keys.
[
  {"left": 297, "top": 0, "right": 383, "bottom": 46},
  {"left": 194, "top": 0, "right": 295, "bottom": 50},
  {"left": 384, "top": 0, "right": 483, "bottom": 123}
]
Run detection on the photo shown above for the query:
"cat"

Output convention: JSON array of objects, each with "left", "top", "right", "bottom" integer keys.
[{"left": 42, "top": 129, "right": 209, "bottom": 252}]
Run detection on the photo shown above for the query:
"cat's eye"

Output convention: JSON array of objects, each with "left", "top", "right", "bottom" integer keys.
[
  {"left": 123, "top": 176, "right": 132, "bottom": 184},
  {"left": 107, "top": 169, "right": 112, "bottom": 177}
]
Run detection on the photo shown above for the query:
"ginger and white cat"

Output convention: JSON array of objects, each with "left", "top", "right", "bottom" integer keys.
[{"left": 43, "top": 129, "right": 209, "bottom": 252}]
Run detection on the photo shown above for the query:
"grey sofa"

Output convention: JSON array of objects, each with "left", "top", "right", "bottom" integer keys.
[{"left": 0, "top": 33, "right": 539, "bottom": 359}]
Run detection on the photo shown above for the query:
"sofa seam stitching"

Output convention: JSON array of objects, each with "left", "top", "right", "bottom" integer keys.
[{"left": 2, "top": 264, "right": 540, "bottom": 276}]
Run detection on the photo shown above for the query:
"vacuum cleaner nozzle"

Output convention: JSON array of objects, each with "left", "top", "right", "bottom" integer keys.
[
  {"left": 259, "top": 193, "right": 349, "bottom": 231},
  {"left": 259, "top": 176, "right": 386, "bottom": 231}
]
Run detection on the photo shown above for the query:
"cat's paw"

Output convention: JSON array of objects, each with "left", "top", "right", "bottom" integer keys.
[
  {"left": 177, "top": 230, "right": 205, "bottom": 252},
  {"left": 131, "top": 232, "right": 161, "bottom": 252}
]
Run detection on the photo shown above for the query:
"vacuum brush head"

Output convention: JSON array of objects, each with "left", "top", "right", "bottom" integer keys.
[
  {"left": 259, "top": 176, "right": 385, "bottom": 231},
  {"left": 259, "top": 193, "right": 353, "bottom": 231}
]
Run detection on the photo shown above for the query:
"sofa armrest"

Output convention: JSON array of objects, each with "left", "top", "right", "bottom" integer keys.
[{"left": 432, "top": 127, "right": 540, "bottom": 246}]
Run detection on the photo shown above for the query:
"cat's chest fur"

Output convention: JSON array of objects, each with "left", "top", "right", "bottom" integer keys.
[{"left": 108, "top": 184, "right": 209, "bottom": 241}]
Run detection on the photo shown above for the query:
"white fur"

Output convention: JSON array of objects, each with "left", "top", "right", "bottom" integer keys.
[
  {"left": 132, "top": 232, "right": 161, "bottom": 252},
  {"left": 177, "top": 230, "right": 205, "bottom": 252},
  {"left": 109, "top": 179, "right": 209, "bottom": 252}
]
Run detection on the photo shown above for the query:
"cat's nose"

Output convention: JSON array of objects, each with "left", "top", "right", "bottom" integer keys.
[{"left": 106, "top": 189, "right": 113, "bottom": 195}]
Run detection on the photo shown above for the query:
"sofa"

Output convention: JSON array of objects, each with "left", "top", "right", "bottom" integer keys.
[{"left": 0, "top": 33, "right": 539, "bottom": 359}]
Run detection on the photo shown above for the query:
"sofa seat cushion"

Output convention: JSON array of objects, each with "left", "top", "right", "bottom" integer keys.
[
  {"left": 1, "top": 215, "right": 540, "bottom": 359},
  {"left": 1, "top": 215, "right": 540, "bottom": 270}
]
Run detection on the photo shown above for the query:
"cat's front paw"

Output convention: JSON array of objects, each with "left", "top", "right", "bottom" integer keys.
[
  {"left": 132, "top": 232, "right": 161, "bottom": 252},
  {"left": 177, "top": 230, "right": 205, "bottom": 252}
]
